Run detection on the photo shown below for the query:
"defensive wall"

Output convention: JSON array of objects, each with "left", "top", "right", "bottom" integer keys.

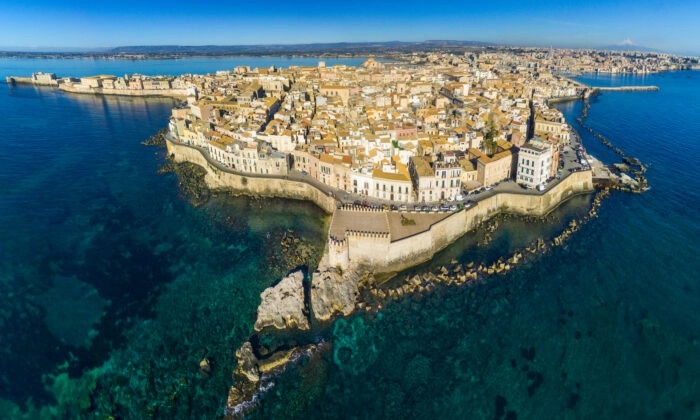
[
  {"left": 58, "top": 84, "right": 190, "bottom": 98},
  {"left": 329, "top": 170, "right": 593, "bottom": 272},
  {"left": 168, "top": 138, "right": 592, "bottom": 274},
  {"left": 166, "top": 139, "right": 336, "bottom": 213}
]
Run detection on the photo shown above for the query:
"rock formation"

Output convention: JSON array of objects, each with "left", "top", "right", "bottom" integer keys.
[
  {"left": 311, "top": 268, "right": 360, "bottom": 322},
  {"left": 254, "top": 270, "right": 310, "bottom": 332}
]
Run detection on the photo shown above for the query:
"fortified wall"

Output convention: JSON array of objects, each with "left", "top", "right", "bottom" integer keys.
[
  {"left": 166, "top": 140, "right": 337, "bottom": 213},
  {"left": 329, "top": 170, "right": 593, "bottom": 273},
  {"left": 59, "top": 84, "right": 190, "bottom": 98},
  {"left": 168, "top": 138, "right": 592, "bottom": 274}
]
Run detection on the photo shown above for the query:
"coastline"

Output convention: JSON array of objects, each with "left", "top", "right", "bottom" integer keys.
[{"left": 166, "top": 137, "right": 593, "bottom": 274}]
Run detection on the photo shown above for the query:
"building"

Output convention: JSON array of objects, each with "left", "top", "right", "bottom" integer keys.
[
  {"left": 369, "top": 164, "right": 413, "bottom": 203},
  {"left": 516, "top": 138, "right": 553, "bottom": 189},
  {"left": 469, "top": 147, "right": 514, "bottom": 187},
  {"left": 409, "top": 154, "right": 462, "bottom": 202}
]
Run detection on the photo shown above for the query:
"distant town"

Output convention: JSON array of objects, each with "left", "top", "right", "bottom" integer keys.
[{"left": 8, "top": 47, "right": 672, "bottom": 206}]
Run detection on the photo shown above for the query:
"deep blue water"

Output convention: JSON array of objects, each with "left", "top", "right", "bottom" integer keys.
[{"left": 0, "top": 59, "right": 699, "bottom": 418}]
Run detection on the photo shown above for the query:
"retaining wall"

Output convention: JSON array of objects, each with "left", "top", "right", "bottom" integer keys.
[{"left": 166, "top": 140, "right": 336, "bottom": 213}]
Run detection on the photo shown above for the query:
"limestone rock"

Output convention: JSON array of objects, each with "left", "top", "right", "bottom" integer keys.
[
  {"left": 254, "top": 270, "right": 310, "bottom": 332},
  {"left": 311, "top": 268, "right": 360, "bottom": 322},
  {"left": 234, "top": 342, "right": 260, "bottom": 383}
]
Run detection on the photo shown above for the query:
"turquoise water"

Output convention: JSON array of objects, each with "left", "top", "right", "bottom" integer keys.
[{"left": 0, "top": 58, "right": 699, "bottom": 418}]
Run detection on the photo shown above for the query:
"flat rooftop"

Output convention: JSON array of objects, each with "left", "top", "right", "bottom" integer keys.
[{"left": 329, "top": 207, "right": 453, "bottom": 242}]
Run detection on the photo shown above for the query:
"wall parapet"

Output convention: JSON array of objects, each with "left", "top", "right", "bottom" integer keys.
[{"left": 345, "top": 230, "right": 390, "bottom": 239}]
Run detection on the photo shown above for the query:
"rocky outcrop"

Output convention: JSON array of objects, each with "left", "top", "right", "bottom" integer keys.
[
  {"left": 234, "top": 342, "right": 260, "bottom": 383},
  {"left": 311, "top": 268, "right": 360, "bottom": 322},
  {"left": 254, "top": 270, "right": 310, "bottom": 332}
]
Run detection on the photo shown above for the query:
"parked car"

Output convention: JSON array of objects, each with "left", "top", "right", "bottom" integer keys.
[
  {"left": 390, "top": 204, "right": 398, "bottom": 211},
  {"left": 455, "top": 194, "right": 464, "bottom": 201},
  {"left": 440, "top": 204, "right": 450, "bottom": 212},
  {"left": 485, "top": 185, "right": 493, "bottom": 191},
  {"left": 399, "top": 205, "right": 408, "bottom": 211},
  {"left": 449, "top": 204, "right": 458, "bottom": 211}
]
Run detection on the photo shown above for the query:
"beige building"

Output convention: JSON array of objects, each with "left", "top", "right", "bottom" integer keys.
[
  {"left": 208, "top": 138, "right": 288, "bottom": 176},
  {"left": 369, "top": 166, "right": 413, "bottom": 203},
  {"left": 319, "top": 86, "right": 350, "bottom": 106},
  {"left": 409, "top": 154, "right": 462, "bottom": 202},
  {"left": 469, "top": 148, "right": 513, "bottom": 187}
]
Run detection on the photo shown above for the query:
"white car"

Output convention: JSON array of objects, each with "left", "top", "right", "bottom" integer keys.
[
  {"left": 455, "top": 194, "right": 464, "bottom": 201},
  {"left": 485, "top": 185, "right": 493, "bottom": 191}
]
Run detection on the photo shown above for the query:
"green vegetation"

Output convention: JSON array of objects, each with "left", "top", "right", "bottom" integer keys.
[
  {"left": 484, "top": 115, "right": 499, "bottom": 156},
  {"left": 391, "top": 140, "right": 403, "bottom": 150}
]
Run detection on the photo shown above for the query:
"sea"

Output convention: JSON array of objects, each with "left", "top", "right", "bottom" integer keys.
[{"left": 0, "top": 58, "right": 698, "bottom": 419}]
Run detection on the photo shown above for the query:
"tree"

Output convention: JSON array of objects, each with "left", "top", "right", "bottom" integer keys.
[{"left": 484, "top": 115, "right": 499, "bottom": 156}]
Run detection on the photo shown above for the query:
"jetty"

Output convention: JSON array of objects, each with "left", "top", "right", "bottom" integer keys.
[{"left": 592, "top": 86, "right": 659, "bottom": 92}]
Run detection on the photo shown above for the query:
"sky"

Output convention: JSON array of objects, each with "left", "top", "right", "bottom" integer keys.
[{"left": 0, "top": 0, "right": 698, "bottom": 55}]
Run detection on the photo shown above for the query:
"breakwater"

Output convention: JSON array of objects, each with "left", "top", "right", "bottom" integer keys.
[
  {"left": 577, "top": 92, "right": 650, "bottom": 192},
  {"left": 592, "top": 86, "right": 660, "bottom": 92}
]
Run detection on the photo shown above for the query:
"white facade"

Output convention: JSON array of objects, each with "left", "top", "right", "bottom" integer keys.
[{"left": 517, "top": 141, "right": 552, "bottom": 189}]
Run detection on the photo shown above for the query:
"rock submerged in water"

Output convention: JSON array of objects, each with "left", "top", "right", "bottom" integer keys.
[
  {"left": 254, "top": 270, "right": 309, "bottom": 332},
  {"left": 311, "top": 268, "right": 360, "bottom": 322}
]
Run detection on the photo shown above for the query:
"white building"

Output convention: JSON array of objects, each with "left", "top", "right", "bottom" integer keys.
[{"left": 517, "top": 138, "right": 552, "bottom": 189}]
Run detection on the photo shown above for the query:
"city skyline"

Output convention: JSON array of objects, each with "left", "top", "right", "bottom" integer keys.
[{"left": 1, "top": 0, "right": 699, "bottom": 55}]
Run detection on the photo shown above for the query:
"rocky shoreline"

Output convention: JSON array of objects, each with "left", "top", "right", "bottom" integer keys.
[
  {"left": 224, "top": 188, "right": 610, "bottom": 417},
  {"left": 158, "top": 160, "right": 211, "bottom": 207}
]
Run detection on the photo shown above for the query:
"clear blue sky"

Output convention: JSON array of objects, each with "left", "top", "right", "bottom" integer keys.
[{"left": 1, "top": 0, "right": 698, "bottom": 55}]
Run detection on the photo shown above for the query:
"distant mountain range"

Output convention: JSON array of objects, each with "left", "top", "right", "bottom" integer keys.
[{"left": 0, "top": 40, "right": 678, "bottom": 58}]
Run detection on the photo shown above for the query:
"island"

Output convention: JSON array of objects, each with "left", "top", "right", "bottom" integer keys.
[{"left": 9, "top": 47, "right": 660, "bottom": 416}]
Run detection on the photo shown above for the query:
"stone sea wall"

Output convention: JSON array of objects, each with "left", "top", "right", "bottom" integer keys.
[
  {"left": 167, "top": 138, "right": 592, "bottom": 274},
  {"left": 59, "top": 84, "right": 190, "bottom": 98},
  {"left": 166, "top": 140, "right": 337, "bottom": 214},
  {"left": 338, "top": 170, "right": 593, "bottom": 273}
]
